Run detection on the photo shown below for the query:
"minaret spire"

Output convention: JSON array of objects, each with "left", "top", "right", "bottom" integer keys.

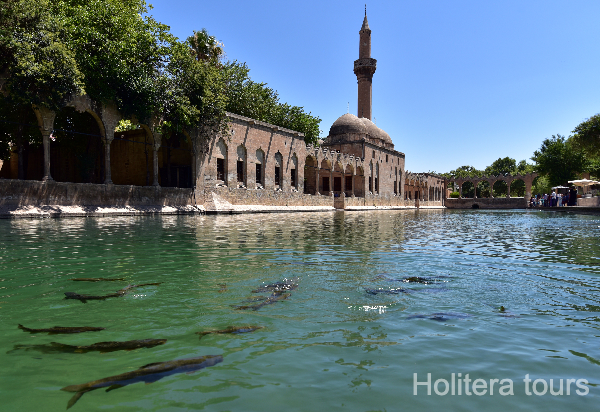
[{"left": 354, "top": 8, "right": 376, "bottom": 120}]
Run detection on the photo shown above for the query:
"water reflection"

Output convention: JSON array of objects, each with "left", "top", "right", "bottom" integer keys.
[{"left": 1, "top": 210, "right": 599, "bottom": 410}]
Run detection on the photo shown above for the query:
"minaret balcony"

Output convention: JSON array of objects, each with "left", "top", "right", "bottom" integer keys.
[
  {"left": 354, "top": 58, "right": 377, "bottom": 77},
  {"left": 354, "top": 58, "right": 377, "bottom": 70}
]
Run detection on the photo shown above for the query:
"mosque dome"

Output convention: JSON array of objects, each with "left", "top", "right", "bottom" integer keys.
[
  {"left": 329, "top": 113, "right": 367, "bottom": 136},
  {"left": 359, "top": 117, "right": 383, "bottom": 142},
  {"left": 380, "top": 129, "right": 393, "bottom": 145}
]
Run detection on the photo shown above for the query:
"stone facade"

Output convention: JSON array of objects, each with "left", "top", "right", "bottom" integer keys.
[
  {"left": 0, "top": 179, "right": 193, "bottom": 207},
  {"left": 0, "top": 11, "right": 448, "bottom": 211}
]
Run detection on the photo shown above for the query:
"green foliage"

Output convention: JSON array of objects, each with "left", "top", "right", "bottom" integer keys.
[
  {"left": 161, "top": 37, "right": 228, "bottom": 137},
  {"left": 115, "top": 119, "right": 140, "bottom": 133},
  {"left": 531, "top": 134, "right": 588, "bottom": 186},
  {"left": 446, "top": 165, "right": 482, "bottom": 178},
  {"left": 484, "top": 157, "right": 516, "bottom": 176},
  {"left": 572, "top": 114, "right": 600, "bottom": 155},
  {"left": 58, "top": 0, "right": 174, "bottom": 121},
  {"left": 449, "top": 191, "right": 460, "bottom": 198},
  {"left": 221, "top": 62, "right": 321, "bottom": 145},
  {"left": 0, "top": 101, "right": 41, "bottom": 163},
  {"left": 187, "top": 28, "right": 224, "bottom": 63},
  {"left": 531, "top": 175, "right": 551, "bottom": 195},
  {"left": 0, "top": 0, "right": 84, "bottom": 109}
]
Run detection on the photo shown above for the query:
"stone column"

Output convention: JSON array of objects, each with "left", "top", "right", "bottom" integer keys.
[
  {"left": 351, "top": 173, "right": 355, "bottom": 197},
  {"left": 489, "top": 180, "right": 495, "bottom": 198},
  {"left": 32, "top": 105, "right": 56, "bottom": 182},
  {"left": 99, "top": 103, "right": 120, "bottom": 185},
  {"left": 506, "top": 181, "right": 511, "bottom": 198},
  {"left": 524, "top": 175, "right": 536, "bottom": 203},
  {"left": 329, "top": 167, "right": 334, "bottom": 195},
  {"left": 473, "top": 180, "right": 478, "bottom": 199},
  {"left": 315, "top": 168, "right": 320, "bottom": 195},
  {"left": 459, "top": 183, "right": 463, "bottom": 198},
  {"left": 103, "top": 136, "right": 114, "bottom": 184},
  {"left": 42, "top": 131, "right": 53, "bottom": 181},
  {"left": 152, "top": 133, "right": 162, "bottom": 187},
  {"left": 191, "top": 150, "right": 197, "bottom": 189}
]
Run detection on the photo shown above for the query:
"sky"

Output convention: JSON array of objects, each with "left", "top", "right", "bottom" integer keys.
[{"left": 146, "top": 0, "right": 600, "bottom": 173}]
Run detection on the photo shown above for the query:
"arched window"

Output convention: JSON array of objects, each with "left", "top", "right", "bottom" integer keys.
[
  {"left": 290, "top": 154, "right": 298, "bottom": 189},
  {"left": 274, "top": 152, "right": 283, "bottom": 188},
  {"left": 236, "top": 145, "right": 246, "bottom": 187},
  {"left": 255, "top": 148, "right": 265, "bottom": 188},
  {"left": 375, "top": 162, "right": 380, "bottom": 194},
  {"left": 304, "top": 155, "right": 317, "bottom": 194},
  {"left": 216, "top": 138, "right": 227, "bottom": 184}
]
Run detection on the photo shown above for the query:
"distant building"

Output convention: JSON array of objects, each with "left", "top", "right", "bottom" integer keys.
[{"left": 1, "top": 11, "right": 445, "bottom": 210}]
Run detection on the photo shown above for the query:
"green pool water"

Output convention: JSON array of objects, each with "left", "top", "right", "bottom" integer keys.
[{"left": 1, "top": 210, "right": 599, "bottom": 411}]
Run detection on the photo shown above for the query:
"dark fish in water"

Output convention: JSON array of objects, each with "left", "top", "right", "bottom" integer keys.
[
  {"left": 236, "top": 292, "right": 290, "bottom": 310},
  {"left": 18, "top": 324, "right": 105, "bottom": 334},
  {"left": 498, "top": 306, "right": 520, "bottom": 318},
  {"left": 406, "top": 312, "right": 471, "bottom": 322},
  {"left": 376, "top": 275, "right": 452, "bottom": 284},
  {"left": 400, "top": 276, "right": 438, "bottom": 284},
  {"left": 252, "top": 278, "right": 298, "bottom": 293},
  {"left": 196, "top": 326, "right": 263, "bottom": 339},
  {"left": 217, "top": 283, "right": 227, "bottom": 293},
  {"left": 9, "top": 339, "right": 167, "bottom": 354},
  {"left": 51, "top": 339, "right": 166, "bottom": 353},
  {"left": 365, "top": 288, "right": 411, "bottom": 295},
  {"left": 71, "top": 278, "right": 125, "bottom": 282},
  {"left": 64, "top": 283, "right": 162, "bottom": 303},
  {"left": 61, "top": 354, "right": 223, "bottom": 409}
]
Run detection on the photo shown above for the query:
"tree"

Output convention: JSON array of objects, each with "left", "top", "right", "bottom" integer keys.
[
  {"left": 221, "top": 62, "right": 321, "bottom": 145},
  {"left": 531, "top": 135, "right": 587, "bottom": 186},
  {"left": 572, "top": 114, "right": 600, "bottom": 178},
  {"left": 0, "top": 0, "right": 84, "bottom": 110},
  {"left": 572, "top": 114, "right": 600, "bottom": 154},
  {"left": 484, "top": 157, "right": 516, "bottom": 176},
  {"left": 187, "top": 28, "right": 224, "bottom": 63},
  {"left": 483, "top": 157, "right": 533, "bottom": 197}
]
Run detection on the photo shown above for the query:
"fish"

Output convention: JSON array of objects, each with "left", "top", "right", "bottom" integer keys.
[
  {"left": 365, "top": 288, "right": 411, "bottom": 295},
  {"left": 71, "top": 278, "right": 126, "bottom": 282},
  {"left": 61, "top": 354, "right": 223, "bottom": 409},
  {"left": 18, "top": 324, "right": 105, "bottom": 334},
  {"left": 400, "top": 276, "right": 438, "bottom": 284},
  {"left": 235, "top": 292, "right": 290, "bottom": 310},
  {"left": 406, "top": 312, "right": 471, "bottom": 322},
  {"left": 9, "top": 339, "right": 167, "bottom": 354},
  {"left": 252, "top": 278, "right": 299, "bottom": 293},
  {"left": 217, "top": 283, "right": 227, "bottom": 293},
  {"left": 64, "top": 283, "right": 162, "bottom": 303},
  {"left": 196, "top": 326, "right": 263, "bottom": 339}
]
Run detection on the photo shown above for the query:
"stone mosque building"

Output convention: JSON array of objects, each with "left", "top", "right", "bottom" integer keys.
[
  {"left": 0, "top": 12, "right": 446, "bottom": 210},
  {"left": 201, "top": 11, "right": 445, "bottom": 209}
]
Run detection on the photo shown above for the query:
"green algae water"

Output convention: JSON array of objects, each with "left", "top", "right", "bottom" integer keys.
[{"left": 1, "top": 210, "right": 599, "bottom": 411}]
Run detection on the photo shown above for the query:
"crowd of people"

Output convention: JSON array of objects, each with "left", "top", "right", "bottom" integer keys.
[{"left": 529, "top": 187, "right": 578, "bottom": 207}]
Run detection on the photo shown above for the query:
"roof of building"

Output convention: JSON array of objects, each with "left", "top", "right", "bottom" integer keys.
[
  {"left": 329, "top": 113, "right": 367, "bottom": 136},
  {"left": 328, "top": 113, "right": 393, "bottom": 148}
]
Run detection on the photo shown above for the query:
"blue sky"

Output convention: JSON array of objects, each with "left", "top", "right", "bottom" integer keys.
[{"left": 147, "top": 0, "right": 600, "bottom": 173}]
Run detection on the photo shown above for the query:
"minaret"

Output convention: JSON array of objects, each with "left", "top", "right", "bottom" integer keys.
[{"left": 354, "top": 6, "right": 377, "bottom": 120}]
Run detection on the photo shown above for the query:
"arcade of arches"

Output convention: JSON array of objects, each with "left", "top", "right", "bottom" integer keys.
[{"left": 451, "top": 174, "right": 539, "bottom": 202}]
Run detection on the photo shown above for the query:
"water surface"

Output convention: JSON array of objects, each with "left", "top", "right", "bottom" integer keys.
[{"left": 1, "top": 210, "right": 599, "bottom": 411}]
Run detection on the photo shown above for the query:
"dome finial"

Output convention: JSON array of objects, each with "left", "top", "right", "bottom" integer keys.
[{"left": 361, "top": 5, "right": 370, "bottom": 30}]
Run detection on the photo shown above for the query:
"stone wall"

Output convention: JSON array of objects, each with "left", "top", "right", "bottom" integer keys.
[
  {"left": 0, "top": 179, "right": 194, "bottom": 207},
  {"left": 445, "top": 197, "right": 527, "bottom": 209},
  {"left": 206, "top": 186, "right": 334, "bottom": 207},
  {"left": 578, "top": 197, "right": 600, "bottom": 207}
]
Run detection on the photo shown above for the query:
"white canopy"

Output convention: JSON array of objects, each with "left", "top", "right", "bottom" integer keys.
[{"left": 568, "top": 179, "right": 600, "bottom": 194}]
